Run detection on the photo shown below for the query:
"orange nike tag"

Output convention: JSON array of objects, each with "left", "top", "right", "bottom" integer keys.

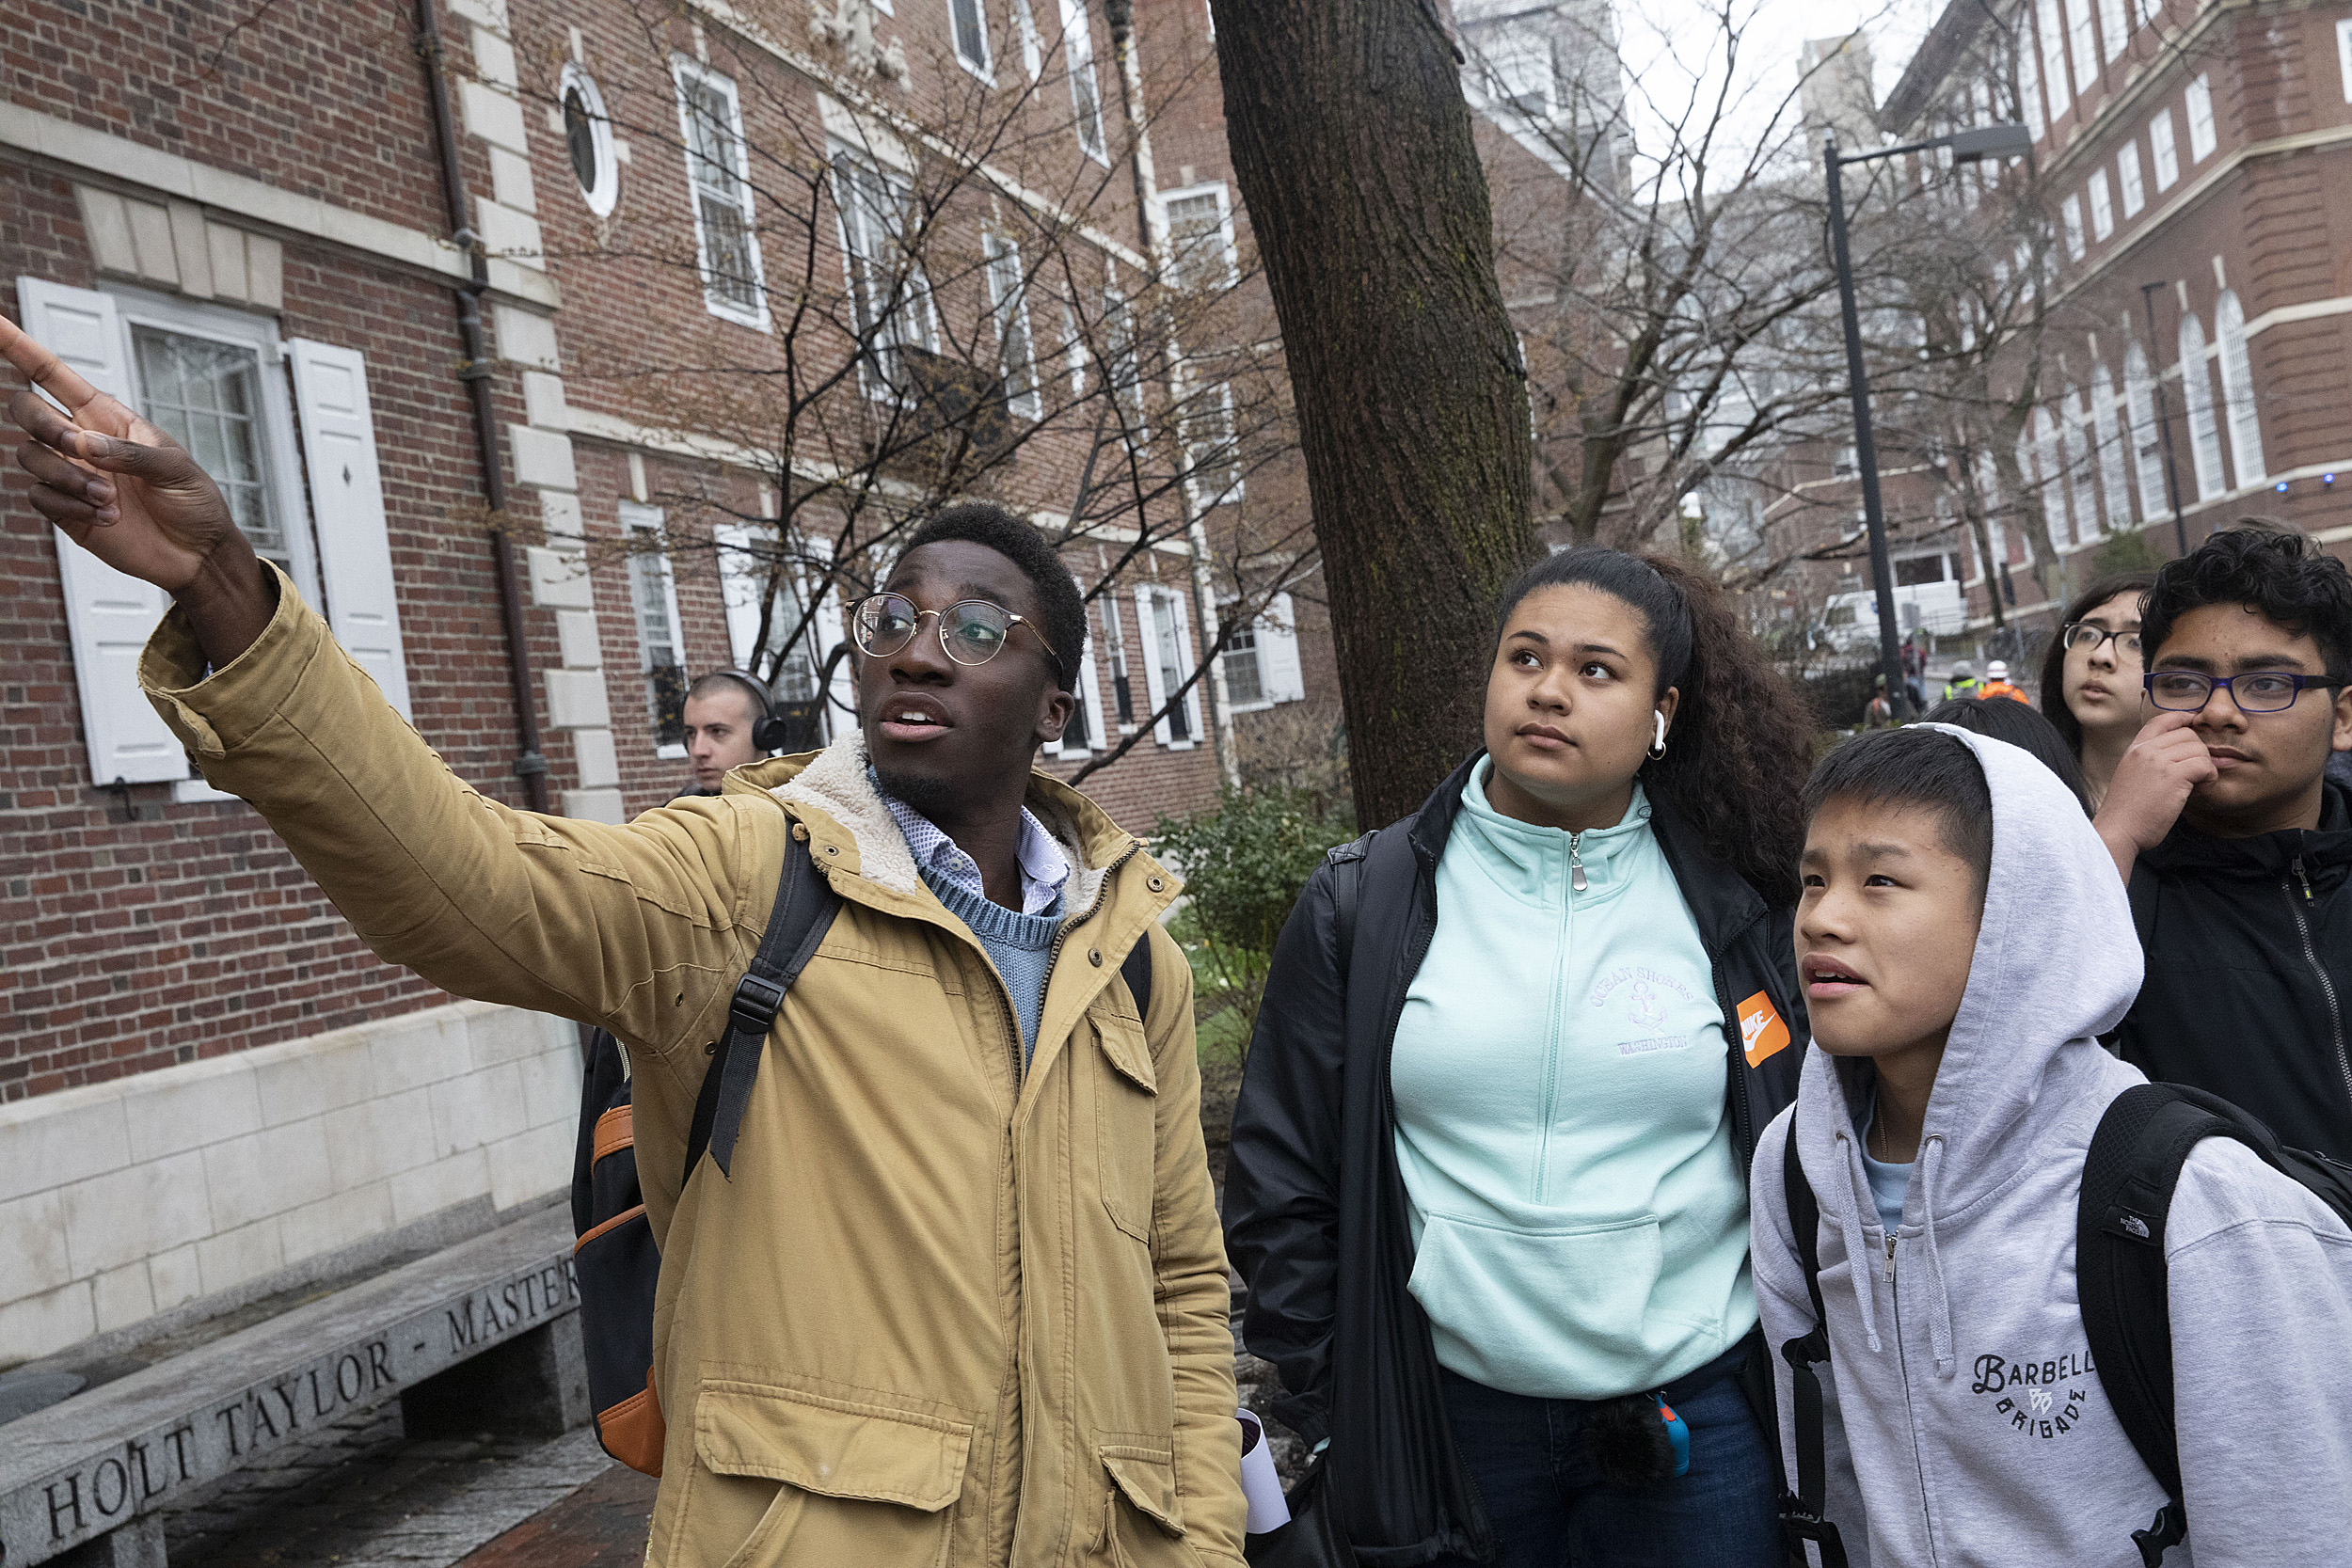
[{"left": 1739, "top": 990, "right": 1790, "bottom": 1068}]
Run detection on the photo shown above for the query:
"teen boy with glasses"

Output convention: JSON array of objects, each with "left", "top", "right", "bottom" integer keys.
[
  {"left": 1, "top": 312, "right": 1246, "bottom": 1568},
  {"left": 2096, "top": 525, "right": 2352, "bottom": 1163}
]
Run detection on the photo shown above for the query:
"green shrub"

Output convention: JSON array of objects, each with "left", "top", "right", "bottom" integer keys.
[{"left": 1154, "top": 784, "right": 1356, "bottom": 1053}]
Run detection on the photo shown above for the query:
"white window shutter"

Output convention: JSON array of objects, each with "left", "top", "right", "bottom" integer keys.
[
  {"left": 19, "top": 277, "right": 194, "bottom": 786},
  {"left": 1168, "top": 589, "right": 1203, "bottom": 741},
  {"left": 1261, "top": 592, "right": 1306, "bottom": 704},
  {"left": 287, "top": 341, "right": 412, "bottom": 721},
  {"left": 1135, "top": 585, "right": 1172, "bottom": 745}
]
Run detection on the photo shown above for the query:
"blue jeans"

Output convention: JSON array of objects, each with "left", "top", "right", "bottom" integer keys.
[{"left": 1429, "top": 1345, "right": 1783, "bottom": 1568}]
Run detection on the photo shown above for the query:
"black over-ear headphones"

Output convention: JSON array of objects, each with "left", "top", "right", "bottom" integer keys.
[{"left": 706, "top": 668, "right": 797, "bottom": 754}]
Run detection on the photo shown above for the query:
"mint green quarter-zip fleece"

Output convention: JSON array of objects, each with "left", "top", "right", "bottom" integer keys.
[{"left": 1391, "top": 764, "right": 1754, "bottom": 1400}]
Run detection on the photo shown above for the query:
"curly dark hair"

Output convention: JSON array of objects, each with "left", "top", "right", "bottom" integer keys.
[
  {"left": 1492, "top": 547, "right": 1814, "bottom": 900},
  {"left": 2036, "top": 571, "right": 2155, "bottom": 760},
  {"left": 2140, "top": 524, "right": 2352, "bottom": 681},
  {"left": 898, "top": 502, "right": 1087, "bottom": 690}
]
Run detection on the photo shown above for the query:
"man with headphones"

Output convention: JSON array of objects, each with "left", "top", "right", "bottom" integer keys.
[{"left": 678, "top": 668, "right": 795, "bottom": 795}]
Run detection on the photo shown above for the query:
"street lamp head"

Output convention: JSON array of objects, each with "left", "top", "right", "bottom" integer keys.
[{"left": 1944, "top": 122, "right": 2033, "bottom": 163}]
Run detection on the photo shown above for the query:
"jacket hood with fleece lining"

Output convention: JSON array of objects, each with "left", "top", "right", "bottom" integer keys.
[{"left": 1754, "top": 725, "right": 2183, "bottom": 1566}]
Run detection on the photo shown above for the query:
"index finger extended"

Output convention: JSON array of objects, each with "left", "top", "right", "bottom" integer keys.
[{"left": 0, "top": 313, "right": 104, "bottom": 418}]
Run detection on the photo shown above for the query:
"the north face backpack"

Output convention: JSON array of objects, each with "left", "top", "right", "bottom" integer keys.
[
  {"left": 569, "top": 831, "right": 1157, "bottom": 1476},
  {"left": 1773, "top": 1084, "right": 2352, "bottom": 1567}
]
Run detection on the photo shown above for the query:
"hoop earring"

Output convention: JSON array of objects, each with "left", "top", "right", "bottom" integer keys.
[{"left": 1648, "top": 710, "right": 1668, "bottom": 760}]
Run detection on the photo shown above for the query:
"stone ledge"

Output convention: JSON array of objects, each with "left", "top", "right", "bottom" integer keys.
[{"left": 0, "top": 1207, "right": 578, "bottom": 1567}]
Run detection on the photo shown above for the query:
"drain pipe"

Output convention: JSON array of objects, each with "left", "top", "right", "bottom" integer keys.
[
  {"left": 413, "top": 0, "right": 553, "bottom": 813},
  {"left": 1104, "top": 0, "right": 1239, "bottom": 788}
]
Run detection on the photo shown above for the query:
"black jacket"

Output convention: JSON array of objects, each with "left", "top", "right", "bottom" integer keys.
[
  {"left": 1223, "top": 753, "right": 1806, "bottom": 1563},
  {"left": 2120, "top": 777, "right": 2352, "bottom": 1164}
]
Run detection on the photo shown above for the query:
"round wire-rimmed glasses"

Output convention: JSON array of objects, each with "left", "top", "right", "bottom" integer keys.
[
  {"left": 2144, "top": 669, "right": 2346, "bottom": 713},
  {"left": 849, "top": 592, "right": 1060, "bottom": 673}
]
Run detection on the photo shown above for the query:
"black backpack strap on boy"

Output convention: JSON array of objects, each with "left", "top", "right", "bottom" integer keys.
[
  {"left": 2077, "top": 1082, "right": 2352, "bottom": 1566},
  {"left": 687, "top": 828, "right": 844, "bottom": 1181},
  {"left": 1775, "top": 1121, "right": 1851, "bottom": 1568}
]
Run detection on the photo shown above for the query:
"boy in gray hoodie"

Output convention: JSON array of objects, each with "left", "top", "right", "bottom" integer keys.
[{"left": 1752, "top": 724, "right": 2352, "bottom": 1566}]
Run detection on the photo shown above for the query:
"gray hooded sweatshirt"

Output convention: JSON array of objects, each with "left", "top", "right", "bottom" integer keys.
[{"left": 1751, "top": 727, "right": 2352, "bottom": 1567}]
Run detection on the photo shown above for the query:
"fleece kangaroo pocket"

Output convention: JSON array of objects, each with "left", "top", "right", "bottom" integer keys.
[{"left": 1407, "top": 1212, "right": 1708, "bottom": 1394}]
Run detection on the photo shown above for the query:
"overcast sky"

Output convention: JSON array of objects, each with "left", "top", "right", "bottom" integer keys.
[{"left": 1608, "top": 0, "right": 1947, "bottom": 178}]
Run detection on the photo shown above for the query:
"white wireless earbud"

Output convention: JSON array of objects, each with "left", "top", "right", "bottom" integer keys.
[{"left": 1649, "top": 710, "right": 1668, "bottom": 759}]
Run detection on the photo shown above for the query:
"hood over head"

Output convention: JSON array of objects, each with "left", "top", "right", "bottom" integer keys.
[{"left": 1795, "top": 724, "right": 2144, "bottom": 1373}]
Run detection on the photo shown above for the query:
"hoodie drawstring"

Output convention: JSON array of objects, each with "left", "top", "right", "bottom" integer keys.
[
  {"left": 1919, "top": 1134, "right": 1957, "bottom": 1376},
  {"left": 1834, "top": 1131, "right": 1887, "bottom": 1353}
]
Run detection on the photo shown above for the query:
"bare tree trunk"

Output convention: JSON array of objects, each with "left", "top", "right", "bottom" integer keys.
[{"left": 1214, "top": 0, "right": 1538, "bottom": 829}]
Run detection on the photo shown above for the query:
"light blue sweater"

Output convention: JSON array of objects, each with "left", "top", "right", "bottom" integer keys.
[
  {"left": 922, "top": 869, "right": 1060, "bottom": 1065},
  {"left": 1391, "top": 765, "right": 1754, "bottom": 1399}
]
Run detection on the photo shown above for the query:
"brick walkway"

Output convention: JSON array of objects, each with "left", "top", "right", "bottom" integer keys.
[{"left": 454, "top": 1462, "right": 658, "bottom": 1566}]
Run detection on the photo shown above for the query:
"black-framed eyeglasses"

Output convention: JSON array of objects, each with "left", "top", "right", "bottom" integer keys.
[
  {"left": 2144, "top": 670, "right": 2346, "bottom": 713},
  {"left": 2062, "top": 622, "right": 2142, "bottom": 657},
  {"left": 850, "top": 592, "right": 1059, "bottom": 673}
]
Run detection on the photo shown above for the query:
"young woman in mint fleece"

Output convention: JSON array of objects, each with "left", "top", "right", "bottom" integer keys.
[{"left": 1227, "top": 548, "right": 1815, "bottom": 1567}]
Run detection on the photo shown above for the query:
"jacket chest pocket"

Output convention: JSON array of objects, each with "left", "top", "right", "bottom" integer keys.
[
  {"left": 684, "top": 1382, "right": 971, "bottom": 1568},
  {"left": 1090, "top": 1006, "right": 1158, "bottom": 1243}
]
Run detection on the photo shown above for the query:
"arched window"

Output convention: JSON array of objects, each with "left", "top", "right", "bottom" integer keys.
[
  {"left": 2177, "top": 312, "right": 2226, "bottom": 499},
  {"left": 2061, "top": 385, "right": 2100, "bottom": 536},
  {"left": 2091, "top": 364, "right": 2133, "bottom": 526},
  {"left": 2124, "top": 341, "right": 2168, "bottom": 520},
  {"left": 2215, "top": 290, "right": 2265, "bottom": 483}
]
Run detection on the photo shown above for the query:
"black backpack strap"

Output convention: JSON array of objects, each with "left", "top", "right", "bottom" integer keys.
[
  {"left": 1326, "top": 832, "right": 1372, "bottom": 984},
  {"left": 1776, "top": 1117, "right": 1850, "bottom": 1568},
  {"left": 1120, "top": 934, "right": 1153, "bottom": 1025},
  {"left": 2079, "top": 1082, "right": 2263, "bottom": 1564},
  {"left": 686, "top": 827, "right": 843, "bottom": 1183}
]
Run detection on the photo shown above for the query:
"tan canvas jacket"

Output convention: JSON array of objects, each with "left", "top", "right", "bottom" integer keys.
[{"left": 139, "top": 569, "right": 1248, "bottom": 1568}]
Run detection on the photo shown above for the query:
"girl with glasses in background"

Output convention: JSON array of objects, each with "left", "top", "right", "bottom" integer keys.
[{"left": 2037, "top": 571, "right": 2157, "bottom": 808}]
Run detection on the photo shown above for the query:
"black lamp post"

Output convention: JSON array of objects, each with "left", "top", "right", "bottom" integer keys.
[{"left": 1825, "top": 121, "right": 2034, "bottom": 718}]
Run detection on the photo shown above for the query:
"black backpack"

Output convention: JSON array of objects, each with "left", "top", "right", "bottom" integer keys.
[
  {"left": 1774, "top": 1084, "right": 2352, "bottom": 1567},
  {"left": 569, "top": 832, "right": 1155, "bottom": 1475}
]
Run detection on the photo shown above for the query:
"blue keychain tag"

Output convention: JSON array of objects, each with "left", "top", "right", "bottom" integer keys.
[{"left": 1658, "top": 1397, "right": 1691, "bottom": 1478}]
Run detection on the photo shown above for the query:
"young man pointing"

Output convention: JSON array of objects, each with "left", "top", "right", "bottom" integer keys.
[{"left": 4, "top": 315, "right": 1244, "bottom": 1568}]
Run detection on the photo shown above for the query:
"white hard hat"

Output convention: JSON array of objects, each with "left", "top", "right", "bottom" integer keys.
[{"left": 1986, "top": 660, "right": 2010, "bottom": 679}]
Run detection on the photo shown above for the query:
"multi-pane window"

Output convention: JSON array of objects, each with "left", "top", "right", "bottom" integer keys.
[
  {"left": 833, "top": 152, "right": 936, "bottom": 395},
  {"left": 2216, "top": 290, "right": 2265, "bottom": 483},
  {"left": 1222, "top": 619, "right": 1263, "bottom": 705},
  {"left": 627, "top": 515, "right": 688, "bottom": 749},
  {"left": 2119, "top": 142, "right": 2145, "bottom": 214},
  {"left": 2178, "top": 313, "right": 2226, "bottom": 499},
  {"left": 2098, "top": 0, "right": 2126, "bottom": 58},
  {"left": 1146, "top": 588, "right": 1192, "bottom": 743},
  {"left": 2061, "top": 194, "right": 2087, "bottom": 260},
  {"left": 2150, "top": 108, "right": 2180, "bottom": 189},
  {"left": 1165, "top": 186, "right": 1237, "bottom": 292},
  {"left": 984, "top": 235, "right": 1041, "bottom": 419},
  {"left": 2185, "top": 73, "right": 2217, "bottom": 161},
  {"left": 131, "top": 327, "right": 294, "bottom": 573},
  {"left": 2018, "top": 34, "right": 2046, "bottom": 139},
  {"left": 2088, "top": 169, "right": 2114, "bottom": 239},
  {"left": 2064, "top": 0, "right": 2097, "bottom": 92},
  {"left": 2340, "top": 19, "right": 2352, "bottom": 104},
  {"left": 1103, "top": 284, "right": 1147, "bottom": 441},
  {"left": 2091, "top": 365, "right": 2133, "bottom": 526},
  {"left": 674, "top": 60, "right": 765, "bottom": 325},
  {"left": 1184, "top": 384, "right": 1242, "bottom": 509},
  {"left": 2036, "top": 0, "right": 2071, "bottom": 118},
  {"left": 951, "top": 0, "right": 991, "bottom": 77},
  {"left": 1059, "top": 0, "right": 1106, "bottom": 163},
  {"left": 1481, "top": 26, "right": 1555, "bottom": 117},
  {"left": 1102, "top": 594, "right": 1135, "bottom": 725},
  {"left": 2124, "top": 341, "right": 2169, "bottom": 520}
]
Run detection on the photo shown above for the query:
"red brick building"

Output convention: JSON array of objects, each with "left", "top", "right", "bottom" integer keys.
[{"left": 1, "top": 0, "right": 1227, "bottom": 1362}]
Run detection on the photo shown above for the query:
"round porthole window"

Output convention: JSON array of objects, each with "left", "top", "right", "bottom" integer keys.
[{"left": 559, "top": 63, "right": 619, "bottom": 216}]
